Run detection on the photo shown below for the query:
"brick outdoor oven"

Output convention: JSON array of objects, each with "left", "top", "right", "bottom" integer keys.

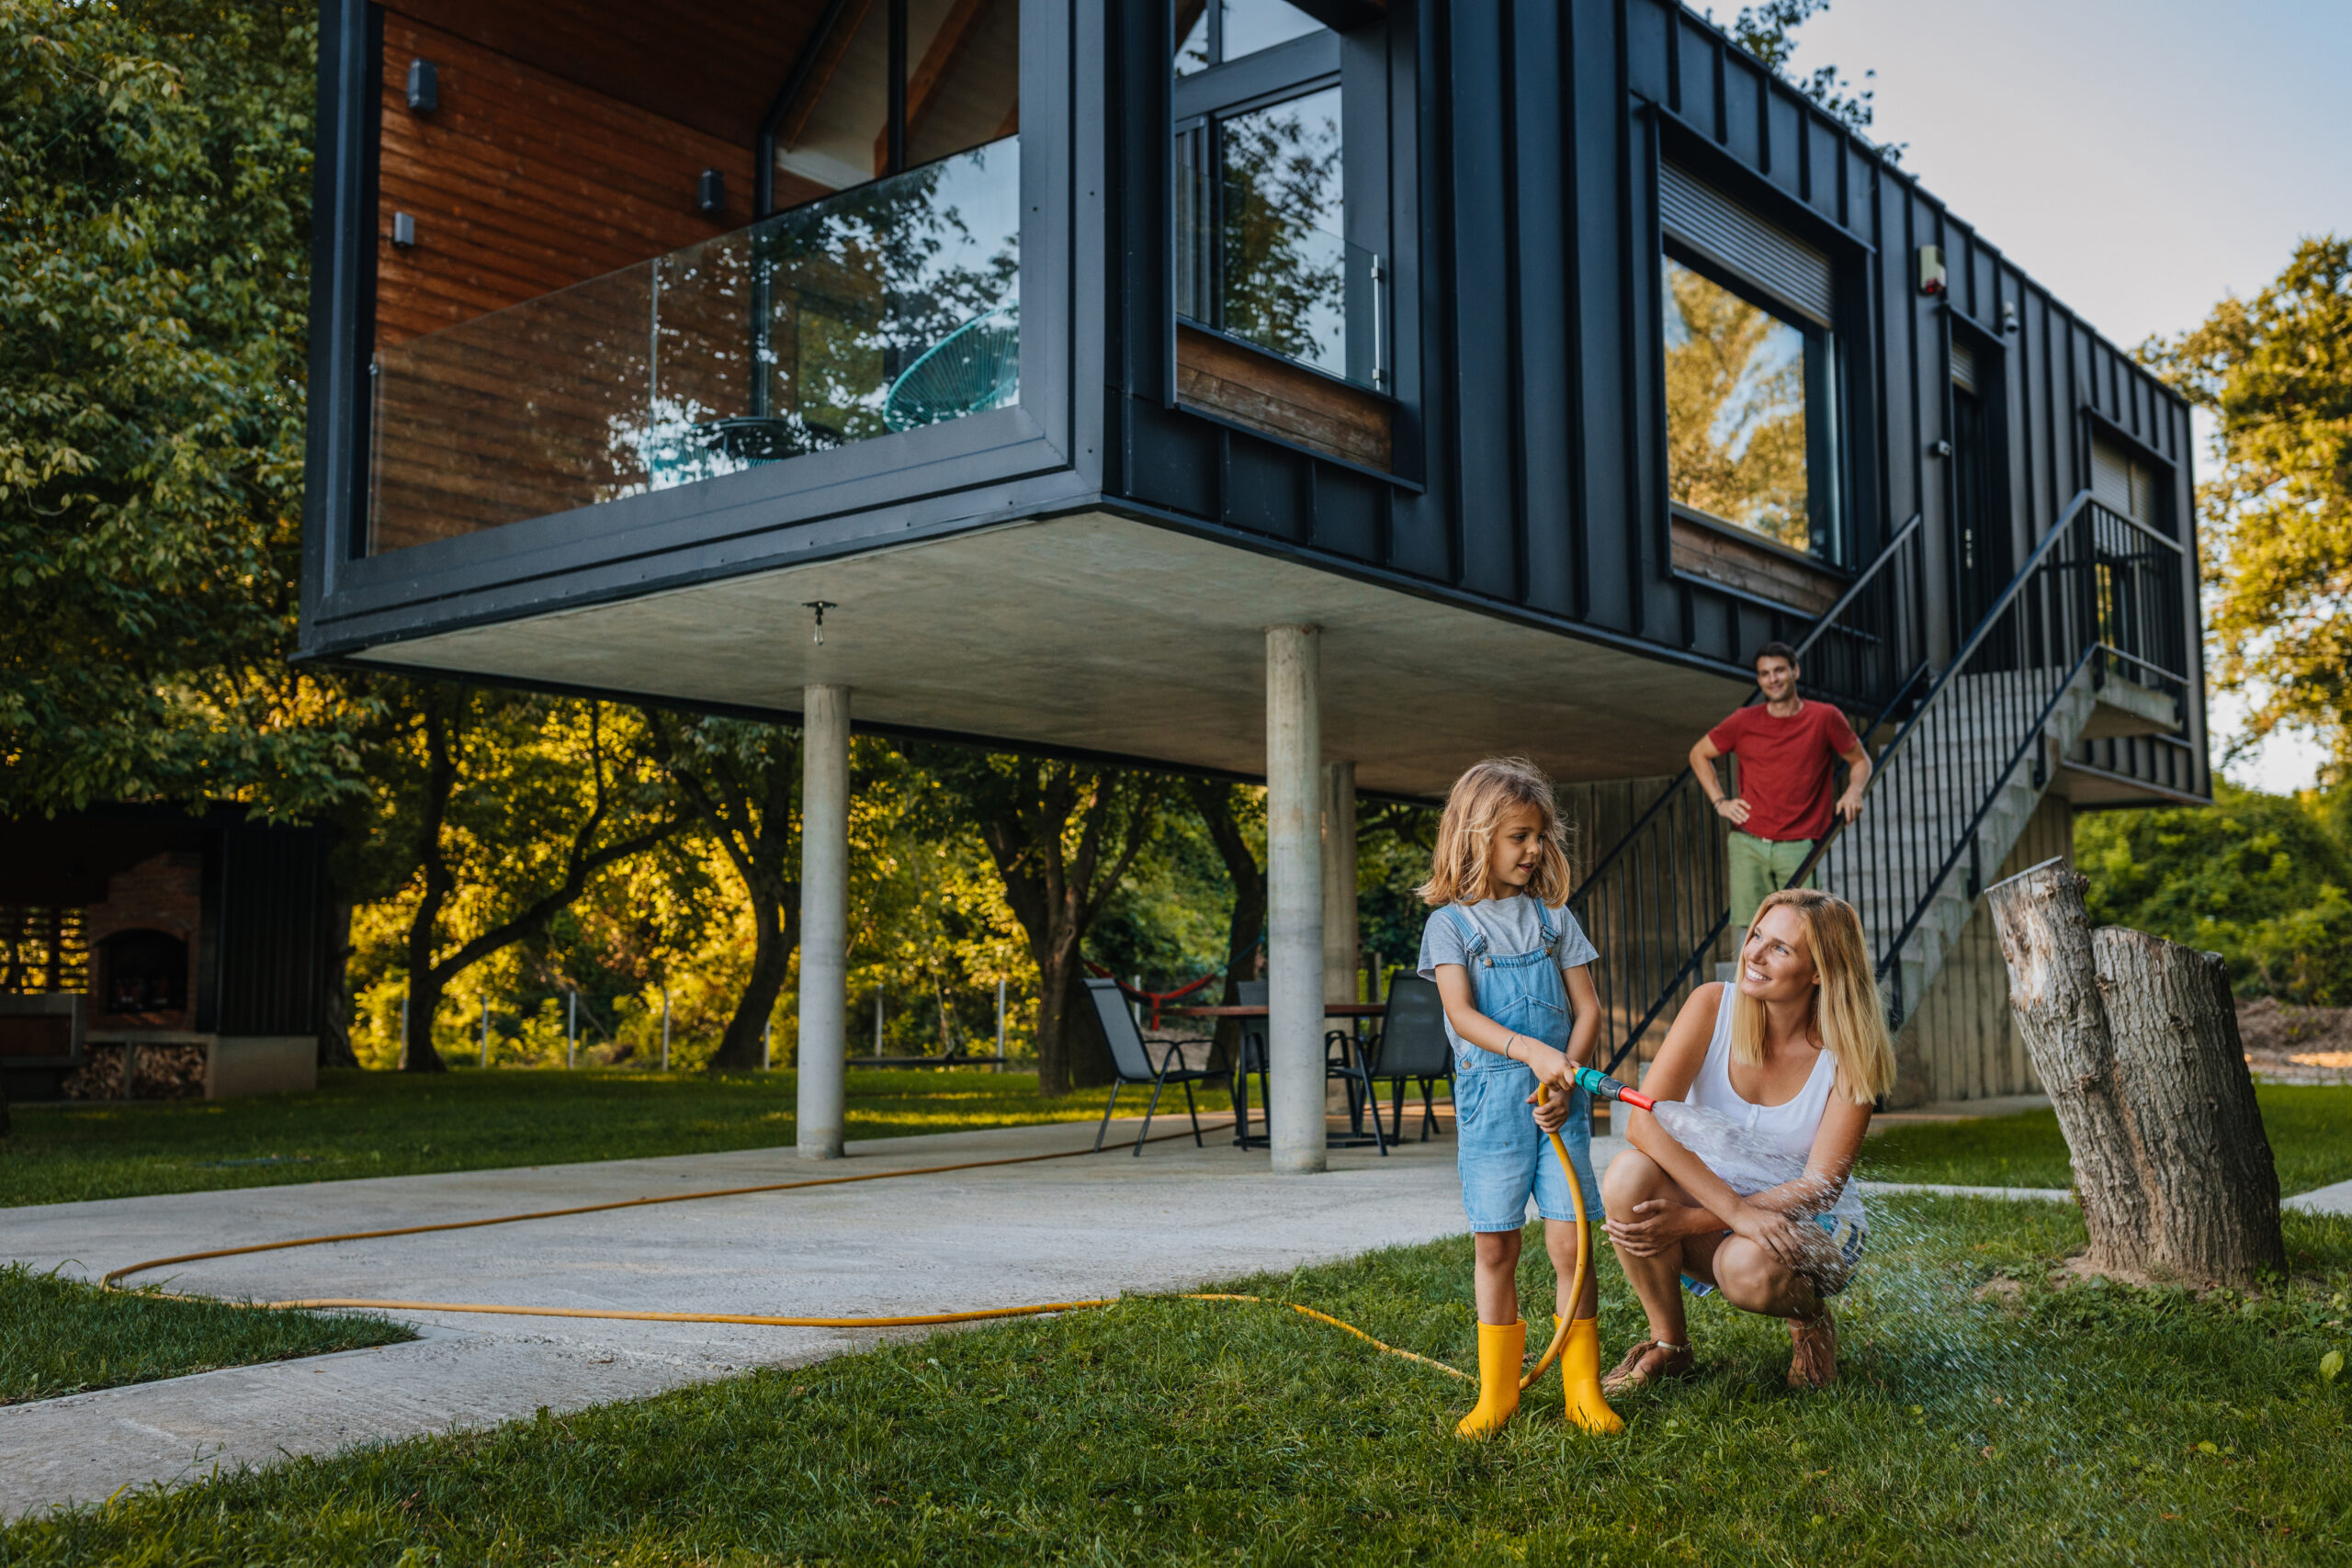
[{"left": 0, "top": 807, "right": 331, "bottom": 1102}]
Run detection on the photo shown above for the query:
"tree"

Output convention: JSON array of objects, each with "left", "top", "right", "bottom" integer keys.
[
  {"left": 910, "top": 749, "right": 1162, "bottom": 1094},
  {"left": 1724, "top": 1, "right": 1892, "bottom": 152},
  {"left": 2145, "top": 237, "right": 2352, "bottom": 778},
  {"left": 390, "top": 691, "right": 679, "bottom": 1071},
  {"left": 648, "top": 715, "right": 800, "bottom": 1072},
  {"left": 2077, "top": 782, "right": 2352, "bottom": 1007},
  {"left": 0, "top": 0, "right": 361, "bottom": 819},
  {"left": 1185, "top": 781, "right": 1267, "bottom": 1068}
]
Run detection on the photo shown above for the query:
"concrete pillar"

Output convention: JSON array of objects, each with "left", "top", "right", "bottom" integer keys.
[
  {"left": 797, "top": 683, "right": 850, "bottom": 1159},
  {"left": 1266, "top": 626, "right": 1326, "bottom": 1174},
  {"left": 1322, "top": 759, "right": 1359, "bottom": 1114}
]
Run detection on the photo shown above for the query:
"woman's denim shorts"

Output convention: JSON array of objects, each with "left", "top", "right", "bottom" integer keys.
[{"left": 1454, "top": 1061, "right": 1600, "bottom": 1233}]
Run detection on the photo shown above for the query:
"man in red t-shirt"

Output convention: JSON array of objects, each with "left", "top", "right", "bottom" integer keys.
[{"left": 1689, "top": 641, "right": 1872, "bottom": 929}]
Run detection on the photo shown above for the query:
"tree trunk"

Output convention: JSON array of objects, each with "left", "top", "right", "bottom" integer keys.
[
  {"left": 2095, "top": 926, "right": 2286, "bottom": 1280},
  {"left": 1984, "top": 859, "right": 2147, "bottom": 1268},
  {"left": 1986, "top": 856, "right": 2286, "bottom": 1284},
  {"left": 711, "top": 877, "right": 793, "bottom": 1071},
  {"left": 317, "top": 897, "right": 362, "bottom": 1069},
  {"left": 1190, "top": 781, "right": 1266, "bottom": 1073},
  {"left": 403, "top": 962, "right": 451, "bottom": 1074},
  {"left": 1032, "top": 925, "right": 1113, "bottom": 1095}
]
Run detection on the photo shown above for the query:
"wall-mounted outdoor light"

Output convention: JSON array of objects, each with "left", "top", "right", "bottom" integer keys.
[
  {"left": 1928, "top": 438, "right": 1953, "bottom": 459},
  {"left": 1917, "top": 245, "right": 1947, "bottom": 298},
  {"left": 391, "top": 211, "right": 417, "bottom": 249},
  {"left": 697, "top": 169, "right": 727, "bottom": 217},
  {"left": 2001, "top": 299, "right": 2020, "bottom": 333},
  {"left": 406, "top": 58, "right": 437, "bottom": 114}
]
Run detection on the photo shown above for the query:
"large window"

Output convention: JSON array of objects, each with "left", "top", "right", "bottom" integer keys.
[
  {"left": 1172, "top": 3, "right": 1382, "bottom": 389},
  {"left": 1659, "top": 167, "right": 1841, "bottom": 561}
]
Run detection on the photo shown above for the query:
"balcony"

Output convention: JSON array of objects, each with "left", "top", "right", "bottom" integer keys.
[{"left": 368, "top": 138, "right": 1021, "bottom": 555}]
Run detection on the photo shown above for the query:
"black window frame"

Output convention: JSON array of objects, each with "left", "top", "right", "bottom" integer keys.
[
  {"left": 1657, "top": 235, "right": 1849, "bottom": 570},
  {"left": 1170, "top": 25, "right": 1388, "bottom": 392}
]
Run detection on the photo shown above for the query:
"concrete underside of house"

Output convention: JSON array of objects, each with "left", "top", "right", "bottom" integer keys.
[{"left": 360, "top": 510, "right": 1754, "bottom": 800}]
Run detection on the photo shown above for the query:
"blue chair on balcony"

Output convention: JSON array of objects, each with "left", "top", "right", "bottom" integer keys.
[{"left": 883, "top": 300, "right": 1020, "bottom": 431}]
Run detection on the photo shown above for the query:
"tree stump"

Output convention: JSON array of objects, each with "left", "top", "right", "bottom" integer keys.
[{"left": 1985, "top": 858, "right": 2285, "bottom": 1283}]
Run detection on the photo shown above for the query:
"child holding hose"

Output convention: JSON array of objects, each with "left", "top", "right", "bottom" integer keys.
[{"left": 1417, "top": 758, "right": 1622, "bottom": 1437}]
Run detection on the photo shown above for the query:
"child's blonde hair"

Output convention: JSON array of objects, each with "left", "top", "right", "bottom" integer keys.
[
  {"left": 1417, "top": 757, "right": 1574, "bottom": 907},
  {"left": 1732, "top": 888, "right": 1897, "bottom": 1105}
]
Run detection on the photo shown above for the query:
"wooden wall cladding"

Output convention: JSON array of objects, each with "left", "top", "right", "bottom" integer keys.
[
  {"left": 1668, "top": 512, "right": 1843, "bottom": 615},
  {"left": 1175, "top": 325, "right": 1392, "bottom": 471},
  {"left": 375, "top": 11, "right": 758, "bottom": 349}
]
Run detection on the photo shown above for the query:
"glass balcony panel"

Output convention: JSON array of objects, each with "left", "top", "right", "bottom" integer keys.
[{"left": 368, "top": 137, "right": 1019, "bottom": 557}]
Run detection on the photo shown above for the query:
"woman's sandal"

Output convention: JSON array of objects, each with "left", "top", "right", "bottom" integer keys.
[
  {"left": 1786, "top": 1308, "right": 1838, "bottom": 1389},
  {"left": 1600, "top": 1337, "right": 1694, "bottom": 1395}
]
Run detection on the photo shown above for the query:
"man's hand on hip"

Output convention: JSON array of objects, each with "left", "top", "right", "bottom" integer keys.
[{"left": 1713, "top": 796, "right": 1753, "bottom": 826}]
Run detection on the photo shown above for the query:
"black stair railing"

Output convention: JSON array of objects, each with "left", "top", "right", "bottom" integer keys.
[
  {"left": 1785, "top": 491, "right": 2190, "bottom": 1025},
  {"left": 1571, "top": 513, "right": 1929, "bottom": 1075}
]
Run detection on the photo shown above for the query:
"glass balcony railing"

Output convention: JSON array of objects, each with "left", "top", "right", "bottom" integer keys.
[{"left": 368, "top": 137, "right": 1020, "bottom": 556}]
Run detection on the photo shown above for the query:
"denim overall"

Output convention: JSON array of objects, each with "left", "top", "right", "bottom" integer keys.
[{"left": 1442, "top": 904, "right": 1600, "bottom": 1233}]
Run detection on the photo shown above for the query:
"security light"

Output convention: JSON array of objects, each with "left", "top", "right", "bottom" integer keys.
[
  {"left": 406, "top": 58, "right": 437, "bottom": 114},
  {"left": 391, "top": 211, "right": 417, "bottom": 249},
  {"left": 697, "top": 169, "right": 727, "bottom": 217},
  {"left": 1917, "top": 245, "right": 1947, "bottom": 298}
]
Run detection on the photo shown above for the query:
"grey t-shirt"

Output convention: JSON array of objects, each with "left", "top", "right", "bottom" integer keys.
[{"left": 1416, "top": 897, "right": 1600, "bottom": 1061}]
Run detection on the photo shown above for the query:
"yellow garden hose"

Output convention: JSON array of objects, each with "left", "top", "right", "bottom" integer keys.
[
  {"left": 100, "top": 1100, "right": 1597, "bottom": 1392},
  {"left": 1514, "top": 1082, "right": 1590, "bottom": 1393}
]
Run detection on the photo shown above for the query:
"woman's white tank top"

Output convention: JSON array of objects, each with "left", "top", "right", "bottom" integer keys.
[{"left": 1687, "top": 987, "right": 1840, "bottom": 1168}]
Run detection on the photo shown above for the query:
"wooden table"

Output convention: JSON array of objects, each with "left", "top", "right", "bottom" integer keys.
[{"left": 1173, "top": 1003, "right": 1391, "bottom": 1150}]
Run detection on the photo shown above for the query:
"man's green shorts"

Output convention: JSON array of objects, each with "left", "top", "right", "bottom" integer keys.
[{"left": 1727, "top": 829, "right": 1816, "bottom": 931}]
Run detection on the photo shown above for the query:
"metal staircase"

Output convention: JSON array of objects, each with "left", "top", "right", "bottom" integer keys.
[{"left": 1570, "top": 491, "right": 2190, "bottom": 1072}]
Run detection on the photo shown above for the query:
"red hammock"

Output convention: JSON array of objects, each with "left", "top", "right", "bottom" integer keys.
[{"left": 1082, "top": 963, "right": 1223, "bottom": 1029}]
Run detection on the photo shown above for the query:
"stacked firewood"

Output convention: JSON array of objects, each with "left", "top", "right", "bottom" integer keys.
[{"left": 62, "top": 1043, "right": 208, "bottom": 1100}]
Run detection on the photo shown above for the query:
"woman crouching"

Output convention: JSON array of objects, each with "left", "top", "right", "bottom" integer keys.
[{"left": 1600, "top": 888, "right": 1895, "bottom": 1392}]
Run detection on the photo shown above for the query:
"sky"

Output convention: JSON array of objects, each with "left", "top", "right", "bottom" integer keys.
[{"left": 1788, "top": 0, "right": 2352, "bottom": 793}]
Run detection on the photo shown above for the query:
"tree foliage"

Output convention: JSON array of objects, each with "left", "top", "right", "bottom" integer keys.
[
  {"left": 2144, "top": 236, "right": 2352, "bottom": 778},
  {"left": 0, "top": 0, "right": 359, "bottom": 817},
  {"left": 2078, "top": 784, "right": 2352, "bottom": 1007},
  {"left": 1662, "top": 259, "right": 1812, "bottom": 547},
  {"left": 1723, "top": 1, "right": 1893, "bottom": 155}
]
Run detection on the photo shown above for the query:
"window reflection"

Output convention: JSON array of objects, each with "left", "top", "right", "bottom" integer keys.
[
  {"left": 1662, "top": 255, "right": 1819, "bottom": 554},
  {"left": 1217, "top": 85, "right": 1344, "bottom": 374}
]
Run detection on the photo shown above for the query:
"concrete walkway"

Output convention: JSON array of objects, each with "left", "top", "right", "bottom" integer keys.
[{"left": 2, "top": 1115, "right": 1554, "bottom": 1521}]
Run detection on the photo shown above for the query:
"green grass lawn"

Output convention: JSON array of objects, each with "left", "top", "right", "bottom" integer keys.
[
  {"left": 6, "top": 1197, "right": 2347, "bottom": 1563},
  {"left": 1, "top": 1067, "right": 1238, "bottom": 1209},
  {"left": 0, "top": 1263, "right": 411, "bottom": 1405},
  {"left": 1860, "top": 1084, "right": 2352, "bottom": 1196}
]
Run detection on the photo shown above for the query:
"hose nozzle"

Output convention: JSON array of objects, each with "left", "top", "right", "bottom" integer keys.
[{"left": 1573, "top": 1065, "right": 1655, "bottom": 1111}]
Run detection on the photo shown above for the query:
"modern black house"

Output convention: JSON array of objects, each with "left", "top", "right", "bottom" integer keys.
[{"left": 300, "top": 0, "right": 2206, "bottom": 1165}]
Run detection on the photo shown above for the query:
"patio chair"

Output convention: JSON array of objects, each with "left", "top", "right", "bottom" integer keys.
[
  {"left": 1229, "top": 981, "right": 1389, "bottom": 1156},
  {"left": 1083, "top": 977, "right": 1224, "bottom": 1156},
  {"left": 1362, "top": 974, "right": 1453, "bottom": 1142}
]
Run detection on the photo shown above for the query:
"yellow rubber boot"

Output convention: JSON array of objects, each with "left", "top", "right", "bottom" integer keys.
[
  {"left": 1555, "top": 1314, "right": 1625, "bottom": 1434},
  {"left": 1454, "top": 1319, "right": 1526, "bottom": 1438}
]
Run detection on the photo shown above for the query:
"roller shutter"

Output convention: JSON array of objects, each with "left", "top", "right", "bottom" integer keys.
[{"left": 1660, "top": 163, "right": 1835, "bottom": 327}]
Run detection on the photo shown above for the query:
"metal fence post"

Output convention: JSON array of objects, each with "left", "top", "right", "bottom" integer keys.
[
  {"left": 480, "top": 997, "right": 490, "bottom": 1068},
  {"left": 661, "top": 987, "right": 671, "bottom": 1071},
  {"left": 763, "top": 1016, "right": 772, "bottom": 1071},
  {"left": 567, "top": 988, "right": 577, "bottom": 1069},
  {"left": 995, "top": 978, "right": 1006, "bottom": 1064}
]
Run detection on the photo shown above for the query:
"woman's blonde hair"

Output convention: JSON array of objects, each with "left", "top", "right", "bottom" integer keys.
[
  {"left": 1417, "top": 757, "right": 1574, "bottom": 907},
  {"left": 1732, "top": 888, "right": 1896, "bottom": 1105}
]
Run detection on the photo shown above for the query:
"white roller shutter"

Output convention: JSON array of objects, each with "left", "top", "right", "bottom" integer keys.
[
  {"left": 1951, "top": 339, "right": 1978, "bottom": 396},
  {"left": 2090, "top": 434, "right": 2154, "bottom": 523},
  {"left": 1660, "top": 163, "right": 1835, "bottom": 327}
]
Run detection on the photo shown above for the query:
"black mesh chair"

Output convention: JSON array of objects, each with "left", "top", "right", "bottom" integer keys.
[
  {"left": 1084, "top": 977, "right": 1224, "bottom": 1156},
  {"left": 1363, "top": 974, "right": 1454, "bottom": 1142}
]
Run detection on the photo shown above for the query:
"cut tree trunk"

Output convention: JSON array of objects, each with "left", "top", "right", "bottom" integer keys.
[
  {"left": 1986, "top": 857, "right": 2286, "bottom": 1284},
  {"left": 2095, "top": 926, "right": 2286, "bottom": 1280},
  {"left": 1983, "top": 859, "right": 2151, "bottom": 1271}
]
